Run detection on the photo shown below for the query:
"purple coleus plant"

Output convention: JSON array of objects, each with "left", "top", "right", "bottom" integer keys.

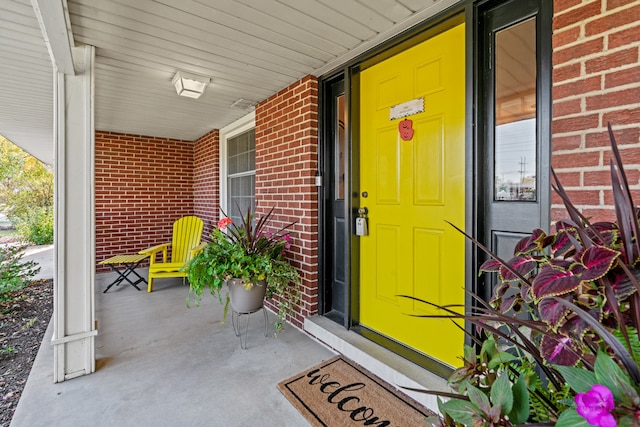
[
  {"left": 409, "top": 125, "right": 640, "bottom": 426},
  {"left": 479, "top": 125, "right": 640, "bottom": 374},
  {"left": 481, "top": 221, "right": 637, "bottom": 367}
]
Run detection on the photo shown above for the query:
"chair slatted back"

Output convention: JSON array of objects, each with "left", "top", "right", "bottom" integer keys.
[{"left": 171, "top": 216, "right": 204, "bottom": 263}]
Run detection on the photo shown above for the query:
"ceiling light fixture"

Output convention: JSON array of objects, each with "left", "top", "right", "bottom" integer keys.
[{"left": 172, "top": 71, "right": 210, "bottom": 99}]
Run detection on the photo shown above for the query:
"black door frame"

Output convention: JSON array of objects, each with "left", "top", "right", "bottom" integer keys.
[
  {"left": 317, "top": 0, "right": 552, "bottom": 377},
  {"left": 318, "top": 75, "right": 352, "bottom": 327},
  {"left": 319, "top": 6, "right": 471, "bottom": 378}
]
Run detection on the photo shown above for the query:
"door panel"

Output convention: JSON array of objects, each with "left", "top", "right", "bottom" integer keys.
[
  {"left": 414, "top": 116, "right": 444, "bottom": 204},
  {"left": 375, "top": 225, "right": 400, "bottom": 304},
  {"left": 359, "top": 24, "right": 465, "bottom": 367},
  {"left": 413, "top": 228, "right": 442, "bottom": 307},
  {"left": 376, "top": 127, "right": 400, "bottom": 204}
]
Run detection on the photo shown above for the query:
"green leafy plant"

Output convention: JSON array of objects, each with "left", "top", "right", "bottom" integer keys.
[
  {"left": 406, "top": 124, "right": 640, "bottom": 426},
  {"left": 0, "top": 346, "right": 15, "bottom": 355},
  {"left": 0, "top": 243, "right": 40, "bottom": 301},
  {"left": 0, "top": 136, "right": 53, "bottom": 245},
  {"left": 185, "top": 206, "right": 301, "bottom": 332},
  {"left": 14, "top": 206, "right": 53, "bottom": 245}
]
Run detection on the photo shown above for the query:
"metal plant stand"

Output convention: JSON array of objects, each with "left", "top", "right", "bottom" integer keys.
[{"left": 231, "top": 306, "right": 268, "bottom": 349}]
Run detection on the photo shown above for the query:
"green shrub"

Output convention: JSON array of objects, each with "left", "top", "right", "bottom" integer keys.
[
  {"left": 14, "top": 207, "right": 53, "bottom": 245},
  {"left": 0, "top": 244, "right": 40, "bottom": 301}
]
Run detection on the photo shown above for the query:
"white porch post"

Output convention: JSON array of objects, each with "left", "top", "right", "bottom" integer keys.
[{"left": 51, "top": 45, "right": 97, "bottom": 382}]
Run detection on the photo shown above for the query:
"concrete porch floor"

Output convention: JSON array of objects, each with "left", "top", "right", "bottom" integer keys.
[{"left": 11, "top": 271, "right": 335, "bottom": 426}]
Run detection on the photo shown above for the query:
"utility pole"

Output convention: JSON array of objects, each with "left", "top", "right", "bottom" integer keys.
[{"left": 519, "top": 157, "right": 527, "bottom": 183}]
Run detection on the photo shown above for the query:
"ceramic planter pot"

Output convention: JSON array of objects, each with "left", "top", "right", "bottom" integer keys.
[{"left": 227, "top": 278, "right": 267, "bottom": 313}]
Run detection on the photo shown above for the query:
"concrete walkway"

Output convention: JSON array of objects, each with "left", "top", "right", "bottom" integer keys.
[
  {"left": 11, "top": 273, "right": 335, "bottom": 426},
  {"left": 22, "top": 244, "right": 54, "bottom": 281}
]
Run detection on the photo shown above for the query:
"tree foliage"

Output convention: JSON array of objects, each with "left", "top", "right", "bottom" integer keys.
[
  {"left": 0, "top": 243, "right": 40, "bottom": 301},
  {"left": 0, "top": 136, "right": 53, "bottom": 244}
]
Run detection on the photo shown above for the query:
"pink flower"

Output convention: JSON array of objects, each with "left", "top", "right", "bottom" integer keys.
[
  {"left": 217, "top": 217, "right": 233, "bottom": 230},
  {"left": 575, "top": 385, "right": 616, "bottom": 427}
]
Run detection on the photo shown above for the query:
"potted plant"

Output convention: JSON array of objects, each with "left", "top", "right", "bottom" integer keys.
[
  {"left": 404, "top": 124, "right": 640, "bottom": 426},
  {"left": 185, "top": 206, "right": 301, "bottom": 332}
]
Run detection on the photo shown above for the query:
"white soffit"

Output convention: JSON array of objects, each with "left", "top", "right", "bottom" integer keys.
[
  {"left": 314, "top": 0, "right": 464, "bottom": 76},
  {"left": 0, "top": 0, "right": 463, "bottom": 164}
]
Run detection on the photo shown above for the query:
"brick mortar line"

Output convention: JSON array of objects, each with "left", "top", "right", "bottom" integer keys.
[
  {"left": 553, "top": 105, "right": 640, "bottom": 120},
  {"left": 555, "top": 0, "right": 639, "bottom": 21},
  {"left": 554, "top": 24, "right": 640, "bottom": 51},
  {"left": 552, "top": 122, "right": 640, "bottom": 136},
  {"left": 553, "top": 46, "right": 640, "bottom": 69},
  {"left": 553, "top": 60, "right": 640, "bottom": 85},
  {"left": 554, "top": 0, "right": 602, "bottom": 16},
  {"left": 552, "top": 136, "right": 640, "bottom": 146},
  {"left": 552, "top": 123, "right": 640, "bottom": 132},
  {"left": 554, "top": 183, "right": 640, "bottom": 188},
  {"left": 551, "top": 204, "right": 636, "bottom": 209}
]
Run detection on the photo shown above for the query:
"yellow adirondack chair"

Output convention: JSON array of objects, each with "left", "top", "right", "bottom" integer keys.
[{"left": 139, "top": 216, "right": 204, "bottom": 292}]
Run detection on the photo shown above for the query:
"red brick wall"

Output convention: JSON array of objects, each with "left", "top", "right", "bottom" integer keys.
[
  {"left": 255, "top": 75, "right": 319, "bottom": 328},
  {"left": 95, "top": 131, "right": 195, "bottom": 272},
  {"left": 552, "top": 0, "right": 640, "bottom": 221},
  {"left": 194, "top": 129, "right": 220, "bottom": 239}
]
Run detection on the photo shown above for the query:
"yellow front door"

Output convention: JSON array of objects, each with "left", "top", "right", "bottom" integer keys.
[{"left": 359, "top": 24, "right": 466, "bottom": 368}]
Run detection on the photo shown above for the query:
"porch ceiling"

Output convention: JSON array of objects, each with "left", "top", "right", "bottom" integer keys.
[{"left": 0, "top": 0, "right": 460, "bottom": 165}]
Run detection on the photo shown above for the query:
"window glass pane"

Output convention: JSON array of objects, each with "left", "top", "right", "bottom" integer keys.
[
  {"left": 238, "top": 132, "right": 248, "bottom": 153},
  {"left": 248, "top": 129, "right": 256, "bottom": 170},
  {"left": 494, "top": 18, "right": 537, "bottom": 201},
  {"left": 248, "top": 129, "right": 255, "bottom": 150},
  {"left": 227, "top": 154, "right": 237, "bottom": 175},
  {"left": 227, "top": 138, "right": 238, "bottom": 156},
  {"left": 240, "top": 152, "right": 250, "bottom": 172},
  {"left": 249, "top": 150, "right": 256, "bottom": 170},
  {"left": 227, "top": 175, "right": 255, "bottom": 223},
  {"left": 226, "top": 128, "right": 256, "bottom": 221},
  {"left": 335, "top": 94, "right": 346, "bottom": 200},
  {"left": 227, "top": 129, "right": 255, "bottom": 175}
]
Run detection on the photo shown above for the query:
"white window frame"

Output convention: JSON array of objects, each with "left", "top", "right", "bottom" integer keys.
[{"left": 219, "top": 111, "right": 256, "bottom": 216}]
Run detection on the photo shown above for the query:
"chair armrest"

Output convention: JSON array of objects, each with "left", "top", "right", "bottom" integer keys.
[
  {"left": 139, "top": 243, "right": 170, "bottom": 264},
  {"left": 191, "top": 243, "right": 208, "bottom": 256}
]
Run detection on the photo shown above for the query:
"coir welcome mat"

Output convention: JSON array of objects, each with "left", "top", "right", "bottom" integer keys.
[{"left": 277, "top": 356, "right": 435, "bottom": 427}]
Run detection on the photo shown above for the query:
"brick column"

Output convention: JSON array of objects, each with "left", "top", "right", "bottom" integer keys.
[
  {"left": 194, "top": 129, "right": 220, "bottom": 239},
  {"left": 254, "top": 75, "right": 319, "bottom": 327}
]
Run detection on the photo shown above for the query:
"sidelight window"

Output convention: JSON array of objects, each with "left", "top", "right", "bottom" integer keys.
[{"left": 494, "top": 18, "right": 538, "bottom": 202}]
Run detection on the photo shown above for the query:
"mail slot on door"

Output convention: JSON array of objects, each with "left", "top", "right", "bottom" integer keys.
[{"left": 356, "top": 207, "right": 368, "bottom": 236}]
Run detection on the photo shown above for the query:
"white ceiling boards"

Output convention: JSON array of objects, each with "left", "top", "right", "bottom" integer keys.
[{"left": 0, "top": 0, "right": 461, "bottom": 164}]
